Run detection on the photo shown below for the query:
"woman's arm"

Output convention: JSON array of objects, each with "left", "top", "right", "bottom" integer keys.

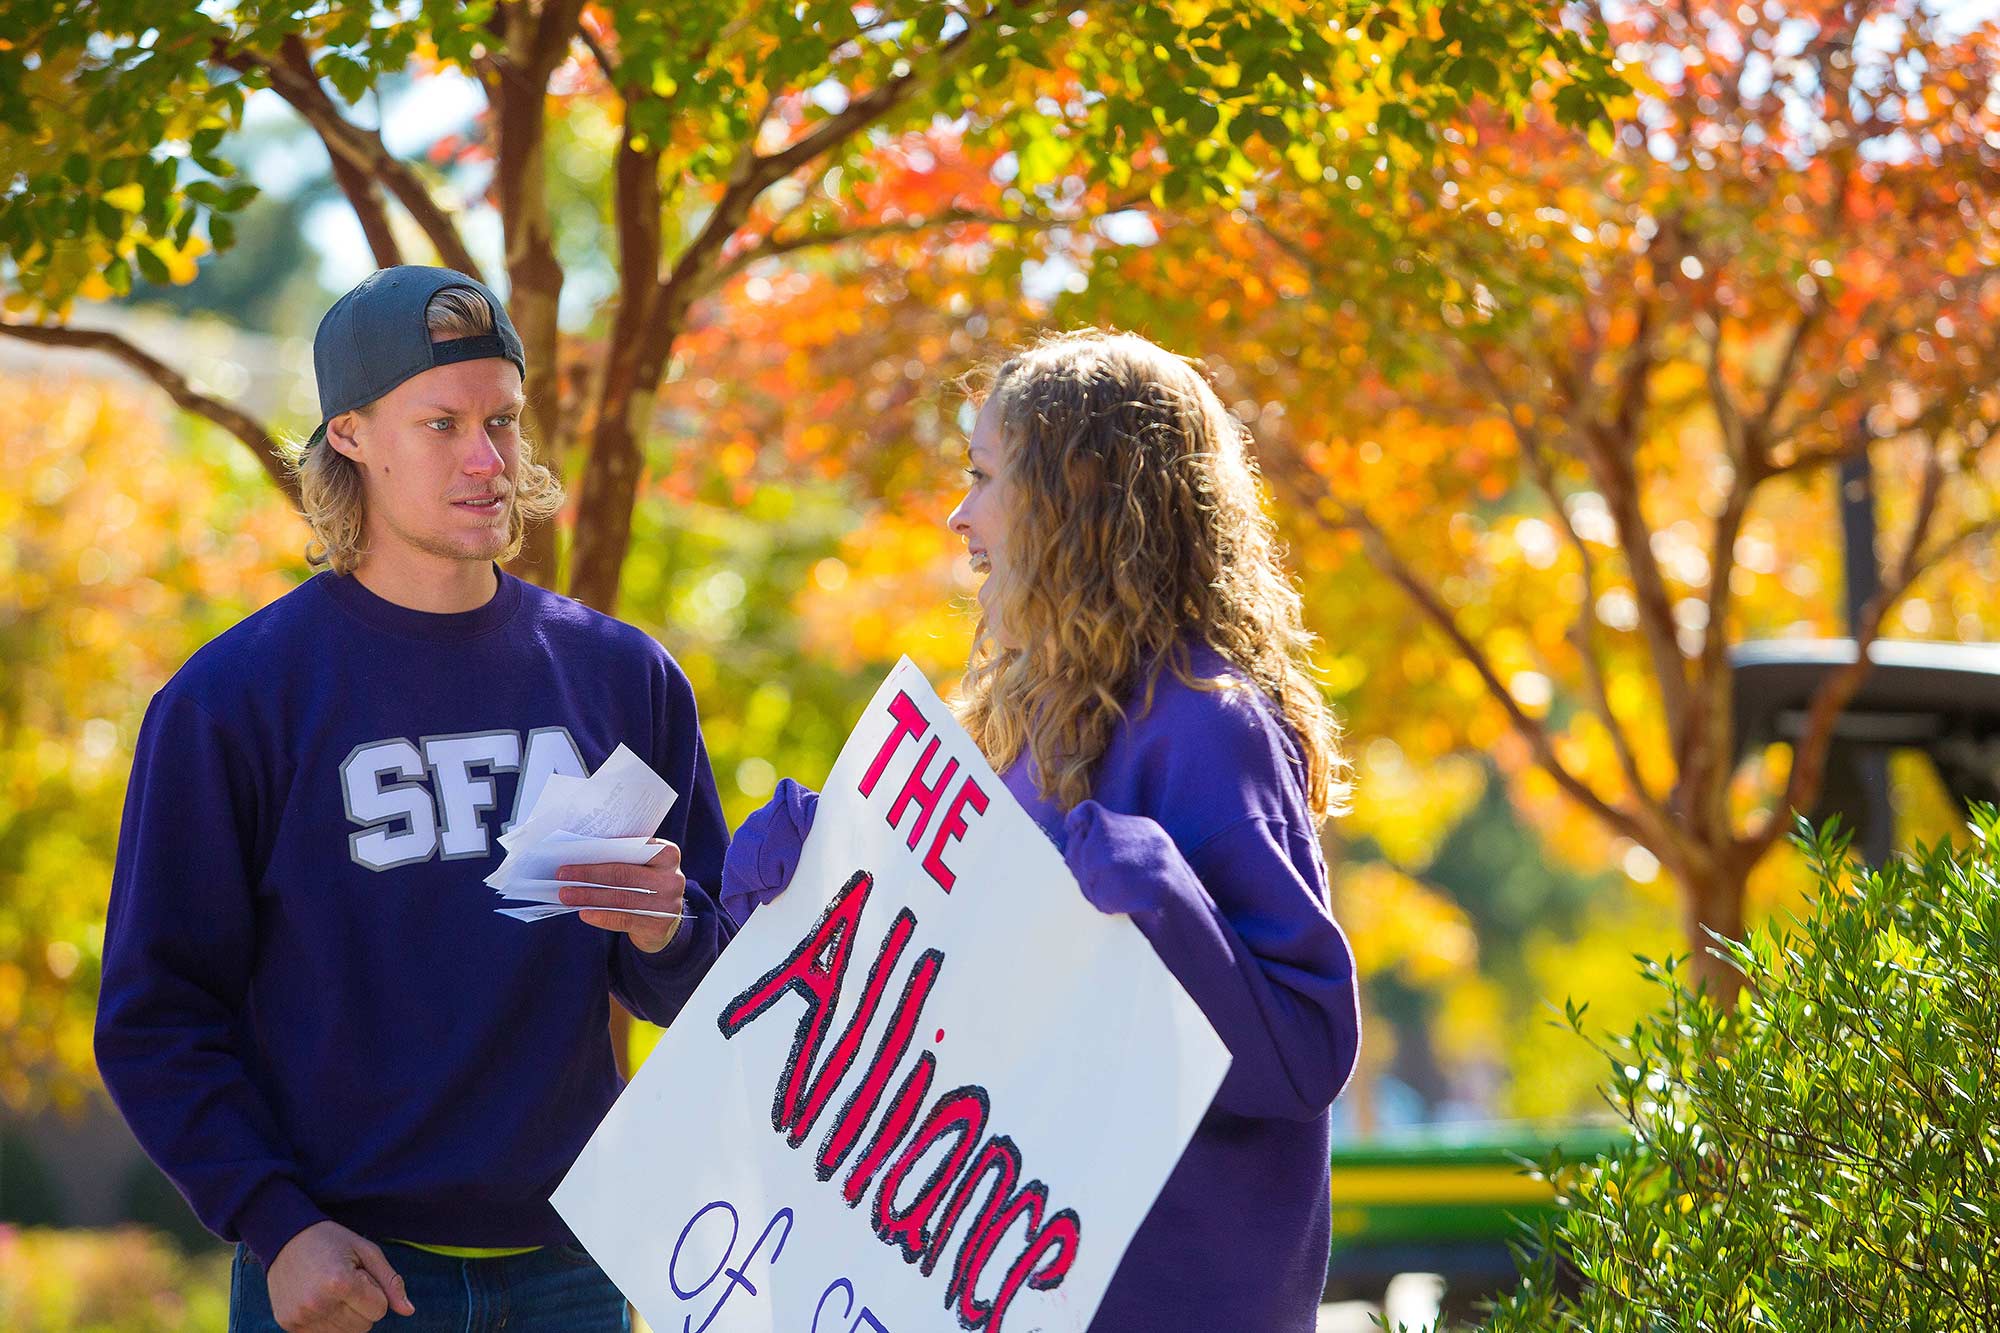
[{"left": 1064, "top": 798, "right": 1360, "bottom": 1121}]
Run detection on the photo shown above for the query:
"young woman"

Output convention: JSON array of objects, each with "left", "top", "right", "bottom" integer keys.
[{"left": 723, "top": 330, "right": 1361, "bottom": 1331}]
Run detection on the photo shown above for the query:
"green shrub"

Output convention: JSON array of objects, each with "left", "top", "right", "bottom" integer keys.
[
  {"left": 1480, "top": 817, "right": 1999, "bottom": 1332},
  {"left": 0, "top": 1226, "right": 230, "bottom": 1332}
]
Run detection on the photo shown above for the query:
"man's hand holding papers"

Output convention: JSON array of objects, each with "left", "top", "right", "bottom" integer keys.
[
  {"left": 487, "top": 744, "right": 693, "bottom": 950},
  {"left": 556, "top": 842, "right": 687, "bottom": 953}
]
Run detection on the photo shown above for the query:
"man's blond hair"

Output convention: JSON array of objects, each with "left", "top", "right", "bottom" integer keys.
[{"left": 277, "top": 287, "right": 563, "bottom": 573}]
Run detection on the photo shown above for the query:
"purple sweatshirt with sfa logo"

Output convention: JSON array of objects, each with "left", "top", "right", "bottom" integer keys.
[
  {"left": 726, "top": 642, "right": 1361, "bottom": 1331},
  {"left": 95, "top": 570, "right": 733, "bottom": 1266}
]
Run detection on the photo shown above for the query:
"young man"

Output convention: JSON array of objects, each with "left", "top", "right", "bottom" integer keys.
[{"left": 96, "top": 266, "right": 732, "bottom": 1333}]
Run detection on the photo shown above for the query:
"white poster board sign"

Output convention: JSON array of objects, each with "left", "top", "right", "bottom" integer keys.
[{"left": 554, "top": 658, "right": 1229, "bottom": 1333}]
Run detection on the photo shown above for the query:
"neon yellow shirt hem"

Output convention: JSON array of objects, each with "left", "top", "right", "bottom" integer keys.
[{"left": 390, "top": 1240, "right": 544, "bottom": 1259}]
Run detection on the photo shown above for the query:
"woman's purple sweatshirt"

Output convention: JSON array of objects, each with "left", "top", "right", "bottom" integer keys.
[{"left": 725, "top": 643, "right": 1361, "bottom": 1330}]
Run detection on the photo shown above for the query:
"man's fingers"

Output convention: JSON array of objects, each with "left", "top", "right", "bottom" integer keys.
[
  {"left": 555, "top": 863, "right": 688, "bottom": 912},
  {"left": 558, "top": 881, "right": 685, "bottom": 912},
  {"left": 579, "top": 907, "right": 684, "bottom": 953},
  {"left": 552, "top": 841, "right": 682, "bottom": 878},
  {"left": 295, "top": 1304, "right": 371, "bottom": 1333},
  {"left": 578, "top": 907, "right": 682, "bottom": 932},
  {"left": 553, "top": 859, "right": 682, "bottom": 890},
  {"left": 351, "top": 1240, "right": 414, "bottom": 1318},
  {"left": 338, "top": 1265, "right": 389, "bottom": 1324}
]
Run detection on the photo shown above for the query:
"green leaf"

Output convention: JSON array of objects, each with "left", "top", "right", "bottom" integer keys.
[{"left": 133, "top": 245, "right": 170, "bottom": 286}]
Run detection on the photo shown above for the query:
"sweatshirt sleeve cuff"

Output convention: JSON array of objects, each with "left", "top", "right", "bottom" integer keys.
[
  {"left": 622, "top": 876, "right": 720, "bottom": 970},
  {"left": 236, "top": 1176, "right": 327, "bottom": 1268}
]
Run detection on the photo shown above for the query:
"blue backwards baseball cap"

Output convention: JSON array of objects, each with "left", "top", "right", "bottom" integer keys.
[{"left": 307, "top": 265, "right": 527, "bottom": 448}]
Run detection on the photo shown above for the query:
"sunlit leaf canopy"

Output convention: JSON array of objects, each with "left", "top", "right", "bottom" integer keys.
[{"left": 0, "top": 1, "right": 1624, "bottom": 316}]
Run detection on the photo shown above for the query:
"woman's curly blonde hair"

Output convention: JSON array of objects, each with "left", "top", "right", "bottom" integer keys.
[
  {"left": 955, "top": 329, "right": 1350, "bottom": 822},
  {"left": 276, "top": 286, "right": 563, "bottom": 574}
]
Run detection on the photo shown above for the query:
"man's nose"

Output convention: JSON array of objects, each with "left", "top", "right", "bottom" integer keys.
[{"left": 464, "top": 431, "right": 504, "bottom": 476}]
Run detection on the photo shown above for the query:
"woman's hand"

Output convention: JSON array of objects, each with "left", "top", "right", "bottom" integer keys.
[
  {"left": 1062, "top": 800, "right": 1173, "bottom": 916},
  {"left": 721, "top": 778, "right": 820, "bottom": 924}
]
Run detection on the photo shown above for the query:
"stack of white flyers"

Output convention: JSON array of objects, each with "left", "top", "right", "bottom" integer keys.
[{"left": 487, "top": 744, "right": 688, "bottom": 923}]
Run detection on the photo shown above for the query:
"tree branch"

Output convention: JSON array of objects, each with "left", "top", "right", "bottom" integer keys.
[
  {"left": 764, "top": 10, "right": 990, "bottom": 184},
  {"left": 1744, "top": 154, "right": 1832, "bottom": 446},
  {"left": 1462, "top": 348, "right": 1665, "bottom": 822},
  {"left": 570, "top": 1, "right": 1006, "bottom": 610},
  {"left": 594, "top": 120, "right": 663, "bottom": 419},
  {"left": 1700, "top": 310, "right": 1750, "bottom": 463},
  {"left": 1682, "top": 304, "right": 1774, "bottom": 838},
  {"left": 705, "top": 194, "right": 1150, "bottom": 292},
  {"left": 1580, "top": 312, "right": 1694, "bottom": 752},
  {"left": 1338, "top": 501, "right": 1650, "bottom": 846},
  {"left": 1686, "top": 455, "right": 1756, "bottom": 838},
  {"left": 576, "top": 18, "right": 618, "bottom": 85},
  {"left": 531, "top": 0, "right": 589, "bottom": 80},
  {"left": 1740, "top": 442, "right": 1988, "bottom": 861},
  {"left": 708, "top": 210, "right": 1005, "bottom": 287},
  {"left": 220, "top": 38, "right": 484, "bottom": 281},
  {"left": 1, "top": 321, "right": 299, "bottom": 505},
  {"left": 273, "top": 37, "right": 402, "bottom": 267},
  {"left": 1749, "top": 285, "right": 1829, "bottom": 449},
  {"left": 648, "top": 13, "right": 986, "bottom": 359},
  {"left": 1773, "top": 266, "right": 2000, "bottom": 449}
]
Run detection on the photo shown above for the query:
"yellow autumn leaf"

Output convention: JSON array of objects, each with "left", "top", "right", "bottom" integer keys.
[
  {"left": 149, "top": 235, "right": 209, "bottom": 285},
  {"left": 101, "top": 182, "right": 147, "bottom": 213}
]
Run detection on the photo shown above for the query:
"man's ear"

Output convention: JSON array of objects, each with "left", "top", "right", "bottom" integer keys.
[{"left": 325, "top": 410, "right": 366, "bottom": 461}]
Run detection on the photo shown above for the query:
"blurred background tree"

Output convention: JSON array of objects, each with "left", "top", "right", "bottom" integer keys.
[{"left": 0, "top": 369, "right": 300, "bottom": 1113}]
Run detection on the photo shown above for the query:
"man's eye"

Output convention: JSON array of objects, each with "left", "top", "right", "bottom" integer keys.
[
  {"left": 426, "top": 419, "right": 454, "bottom": 432},
  {"left": 963, "top": 467, "right": 985, "bottom": 482},
  {"left": 489, "top": 415, "right": 517, "bottom": 429}
]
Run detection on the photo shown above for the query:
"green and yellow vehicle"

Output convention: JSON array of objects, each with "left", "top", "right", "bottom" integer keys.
[{"left": 1322, "top": 1121, "right": 1626, "bottom": 1307}]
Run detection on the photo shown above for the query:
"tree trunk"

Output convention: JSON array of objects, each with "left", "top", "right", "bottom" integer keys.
[
  {"left": 568, "top": 372, "right": 654, "bottom": 613},
  {"left": 491, "top": 16, "right": 567, "bottom": 591},
  {"left": 609, "top": 1008, "right": 634, "bottom": 1080},
  {"left": 507, "top": 518, "right": 559, "bottom": 589},
  {"left": 1680, "top": 859, "right": 1749, "bottom": 1007}
]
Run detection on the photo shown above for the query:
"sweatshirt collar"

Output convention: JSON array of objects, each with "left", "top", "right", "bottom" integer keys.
[{"left": 318, "top": 567, "right": 523, "bottom": 642}]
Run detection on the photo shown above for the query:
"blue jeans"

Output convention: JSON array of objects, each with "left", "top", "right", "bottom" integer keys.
[{"left": 229, "top": 1240, "right": 630, "bottom": 1333}]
